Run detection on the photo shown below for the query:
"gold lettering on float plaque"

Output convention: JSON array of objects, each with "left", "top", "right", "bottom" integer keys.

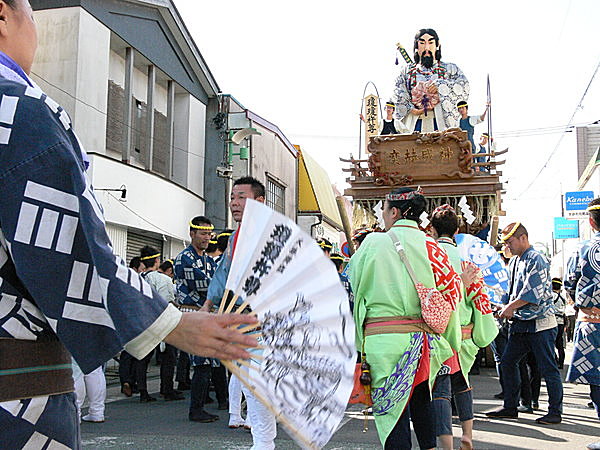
[{"left": 370, "top": 132, "right": 467, "bottom": 182}]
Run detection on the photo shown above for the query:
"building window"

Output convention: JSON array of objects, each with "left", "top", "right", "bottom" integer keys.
[
  {"left": 134, "top": 99, "right": 143, "bottom": 155},
  {"left": 266, "top": 177, "right": 285, "bottom": 215}
]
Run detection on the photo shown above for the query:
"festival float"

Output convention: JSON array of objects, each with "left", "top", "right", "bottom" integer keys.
[{"left": 342, "top": 29, "right": 507, "bottom": 248}]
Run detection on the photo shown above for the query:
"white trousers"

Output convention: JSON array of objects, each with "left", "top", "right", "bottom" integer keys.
[
  {"left": 241, "top": 382, "right": 276, "bottom": 450},
  {"left": 74, "top": 366, "right": 106, "bottom": 419},
  {"left": 228, "top": 374, "right": 247, "bottom": 423}
]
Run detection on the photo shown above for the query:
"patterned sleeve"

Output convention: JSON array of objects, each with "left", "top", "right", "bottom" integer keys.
[
  {"left": 513, "top": 255, "right": 548, "bottom": 305},
  {"left": 425, "top": 238, "right": 462, "bottom": 309},
  {"left": 439, "top": 63, "right": 470, "bottom": 127},
  {"left": 393, "top": 67, "right": 414, "bottom": 122},
  {"left": 0, "top": 88, "right": 177, "bottom": 373},
  {"left": 566, "top": 240, "right": 600, "bottom": 308},
  {"left": 177, "top": 252, "right": 204, "bottom": 299},
  {"left": 462, "top": 261, "right": 498, "bottom": 347},
  {"left": 207, "top": 242, "right": 231, "bottom": 304},
  {"left": 563, "top": 245, "right": 581, "bottom": 300},
  {"left": 462, "top": 261, "right": 493, "bottom": 315},
  {"left": 448, "top": 63, "right": 470, "bottom": 99}
]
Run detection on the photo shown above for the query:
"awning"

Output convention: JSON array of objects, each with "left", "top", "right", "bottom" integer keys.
[{"left": 298, "top": 150, "right": 343, "bottom": 230}]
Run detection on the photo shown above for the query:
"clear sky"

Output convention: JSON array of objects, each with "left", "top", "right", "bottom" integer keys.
[{"left": 174, "top": 0, "right": 600, "bottom": 247}]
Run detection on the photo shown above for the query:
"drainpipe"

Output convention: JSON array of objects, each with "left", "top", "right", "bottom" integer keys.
[{"left": 310, "top": 216, "right": 323, "bottom": 239}]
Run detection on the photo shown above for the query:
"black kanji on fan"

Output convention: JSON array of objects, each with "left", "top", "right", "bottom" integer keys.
[
  {"left": 261, "top": 240, "right": 284, "bottom": 264},
  {"left": 252, "top": 257, "right": 272, "bottom": 277},
  {"left": 276, "top": 255, "right": 294, "bottom": 273},
  {"left": 243, "top": 275, "right": 261, "bottom": 297},
  {"left": 270, "top": 224, "right": 292, "bottom": 245}
]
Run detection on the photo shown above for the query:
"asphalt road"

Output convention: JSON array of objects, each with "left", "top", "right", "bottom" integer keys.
[{"left": 81, "top": 356, "right": 599, "bottom": 449}]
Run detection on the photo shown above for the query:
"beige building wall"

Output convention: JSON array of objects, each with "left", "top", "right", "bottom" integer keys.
[
  {"left": 250, "top": 126, "right": 297, "bottom": 221},
  {"left": 187, "top": 97, "right": 207, "bottom": 196},
  {"left": 33, "top": 7, "right": 110, "bottom": 154},
  {"left": 31, "top": 5, "right": 207, "bottom": 255}
]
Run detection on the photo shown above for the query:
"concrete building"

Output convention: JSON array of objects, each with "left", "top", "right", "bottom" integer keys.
[
  {"left": 31, "top": 0, "right": 222, "bottom": 262},
  {"left": 576, "top": 123, "right": 600, "bottom": 179},
  {"left": 206, "top": 95, "right": 298, "bottom": 228}
]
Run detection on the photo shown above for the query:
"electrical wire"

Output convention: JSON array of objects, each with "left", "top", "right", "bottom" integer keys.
[
  {"left": 293, "top": 122, "right": 590, "bottom": 141},
  {"left": 105, "top": 191, "right": 179, "bottom": 237},
  {"left": 494, "top": 122, "right": 592, "bottom": 138},
  {"left": 517, "top": 58, "right": 600, "bottom": 197}
]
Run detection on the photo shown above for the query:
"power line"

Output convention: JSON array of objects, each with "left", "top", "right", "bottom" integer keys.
[
  {"left": 104, "top": 191, "right": 180, "bottom": 238},
  {"left": 494, "top": 122, "right": 589, "bottom": 138},
  {"left": 517, "top": 58, "right": 600, "bottom": 197},
  {"left": 293, "top": 121, "right": 595, "bottom": 141}
]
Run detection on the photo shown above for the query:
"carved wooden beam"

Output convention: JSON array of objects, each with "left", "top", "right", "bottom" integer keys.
[
  {"left": 472, "top": 160, "right": 505, "bottom": 167},
  {"left": 339, "top": 157, "right": 369, "bottom": 163}
]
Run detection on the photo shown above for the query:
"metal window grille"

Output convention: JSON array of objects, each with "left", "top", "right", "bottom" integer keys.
[{"left": 266, "top": 177, "right": 285, "bottom": 215}]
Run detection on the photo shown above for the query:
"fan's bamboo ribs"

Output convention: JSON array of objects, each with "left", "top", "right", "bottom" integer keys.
[
  {"left": 224, "top": 294, "right": 240, "bottom": 314},
  {"left": 228, "top": 312, "right": 258, "bottom": 330},
  {"left": 234, "top": 343, "right": 265, "bottom": 350},
  {"left": 237, "top": 322, "right": 262, "bottom": 334},
  {"left": 221, "top": 360, "right": 317, "bottom": 450},
  {"left": 217, "top": 289, "right": 230, "bottom": 315},
  {"left": 234, "top": 300, "right": 250, "bottom": 314},
  {"left": 233, "top": 359, "right": 260, "bottom": 372}
]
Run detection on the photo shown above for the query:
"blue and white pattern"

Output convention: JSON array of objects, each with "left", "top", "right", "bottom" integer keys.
[
  {"left": 502, "top": 247, "right": 554, "bottom": 321},
  {"left": 565, "top": 232, "right": 600, "bottom": 385},
  {"left": 174, "top": 245, "right": 215, "bottom": 307},
  {"left": 0, "top": 53, "right": 169, "bottom": 447},
  {"left": 338, "top": 272, "right": 354, "bottom": 313},
  {"left": 565, "top": 232, "right": 600, "bottom": 309},
  {"left": 0, "top": 394, "right": 78, "bottom": 449},
  {"left": 394, "top": 61, "right": 469, "bottom": 130},
  {"left": 174, "top": 245, "right": 216, "bottom": 366},
  {"left": 455, "top": 233, "right": 508, "bottom": 305},
  {"left": 207, "top": 230, "right": 236, "bottom": 306}
]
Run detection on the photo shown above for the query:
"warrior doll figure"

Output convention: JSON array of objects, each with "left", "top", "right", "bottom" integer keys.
[{"left": 394, "top": 28, "right": 469, "bottom": 133}]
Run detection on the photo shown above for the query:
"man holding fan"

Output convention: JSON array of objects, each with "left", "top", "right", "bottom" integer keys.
[{"left": 207, "top": 176, "right": 277, "bottom": 450}]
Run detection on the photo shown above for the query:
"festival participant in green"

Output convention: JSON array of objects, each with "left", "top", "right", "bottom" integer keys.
[
  {"left": 430, "top": 205, "right": 498, "bottom": 450},
  {"left": 350, "top": 188, "right": 462, "bottom": 449}
]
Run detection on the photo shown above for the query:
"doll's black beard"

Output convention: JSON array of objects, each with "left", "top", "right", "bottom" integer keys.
[{"left": 421, "top": 54, "right": 434, "bottom": 68}]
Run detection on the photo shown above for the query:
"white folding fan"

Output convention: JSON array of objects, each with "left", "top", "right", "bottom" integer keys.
[{"left": 217, "top": 200, "right": 355, "bottom": 449}]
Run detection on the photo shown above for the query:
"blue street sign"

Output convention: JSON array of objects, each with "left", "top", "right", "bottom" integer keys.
[
  {"left": 565, "top": 191, "right": 595, "bottom": 211},
  {"left": 554, "top": 217, "right": 579, "bottom": 239}
]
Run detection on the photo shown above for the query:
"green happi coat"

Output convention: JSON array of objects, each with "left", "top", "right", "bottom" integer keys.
[
  {"left": 350, "top": 220, "right": 462, "bottom": 445},
  {"left": 438, "top": 237, "right": 498, "bottom": 385}
]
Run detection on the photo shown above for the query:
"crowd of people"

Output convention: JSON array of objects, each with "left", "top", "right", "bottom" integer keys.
[
  {"left": 347, "top": 190, "right": 600, "bottom": 450},
  {"left": 1, "top": 3, "right": 598, "bottom": 449},
  {"left": 104, "top": 177, "right": 278, "bottom": 449},
  {"left": 59, "top": 184, "right": 600, "bottom": 450}
]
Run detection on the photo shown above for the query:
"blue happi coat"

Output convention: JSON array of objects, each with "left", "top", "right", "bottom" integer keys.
[
  {"left": 0, "top": 54, "right": 179, "bottom": 449},
  {"left": 174, "top": 245, "right": 216, "bottom": 308},
  {"left": 565, "top": 231, "right": 600, "bottom": 385},
  {"left": 502, "top": 247, "right": 555, "bottom": 333},
  {"left": 174, "top": 245, "right": 217, "bottom": 366}
]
